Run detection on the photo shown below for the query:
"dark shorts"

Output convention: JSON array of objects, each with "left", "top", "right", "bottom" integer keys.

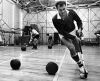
[
  {"left": 32, "top": 34, "right": 39, "bottom": 39},
  {"left": 63, "top": 36, "right": 82, "bottom": 53}
]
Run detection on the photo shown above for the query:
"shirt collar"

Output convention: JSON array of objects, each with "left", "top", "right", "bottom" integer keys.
[{"left": 57, "top": 10, "right": 69, "bottom": 19}]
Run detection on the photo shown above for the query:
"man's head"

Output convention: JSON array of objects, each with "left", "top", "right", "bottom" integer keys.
[{"left": 55, "top": 1, "right": 67, "bottom": 16}]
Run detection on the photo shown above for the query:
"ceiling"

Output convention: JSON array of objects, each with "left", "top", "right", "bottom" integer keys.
[
  {"left": 67, "top": 0, "right": 98, "bottom": 4},
  {"left": 11, "top": 0, "right": 100, "bottom": 13}
]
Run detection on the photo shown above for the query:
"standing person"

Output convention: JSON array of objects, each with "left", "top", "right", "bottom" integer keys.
[{"left": 52, "top": 1, "right": 88, "bottom": 78}]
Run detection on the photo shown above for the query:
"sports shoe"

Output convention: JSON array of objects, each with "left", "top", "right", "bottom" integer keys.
[{"left": 79, "top": 66, "right": 88, "bottom": 79}]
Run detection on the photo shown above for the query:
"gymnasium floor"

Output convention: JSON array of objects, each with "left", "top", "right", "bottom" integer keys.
[{"left": 0, "top": 45, "right": 100, "bottom": 81}]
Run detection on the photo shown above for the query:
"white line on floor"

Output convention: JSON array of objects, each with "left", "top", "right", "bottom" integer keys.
[
  {"left": 0, "top": 50, "right": 38, "bottom": 65},
  {"left": 53, "top": 48, "right": 67, "bottom": 81}
]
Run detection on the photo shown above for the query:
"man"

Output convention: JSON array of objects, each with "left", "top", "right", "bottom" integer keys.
[
  {"left": 52, "top": 1, "right": 88, "bottom": 78},
  {"left": 29, "top": 27, "right": 39, "bottom": 49}
]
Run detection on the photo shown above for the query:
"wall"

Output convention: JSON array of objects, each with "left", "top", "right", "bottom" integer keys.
[
  {"left": 23, "top": 7, "right": 100, "bottom": 44},
  {"left": 0, "top": 0, "right": 21, "bottom": 45},
  {"left": 23, "top": 10, "right": 57, "bottom": 44},
  {"left": 0, "top": 1, "right": 99, "bottom": 45},
  {"left": 77, "top": 7, "right": 100, "bottom": 39}
]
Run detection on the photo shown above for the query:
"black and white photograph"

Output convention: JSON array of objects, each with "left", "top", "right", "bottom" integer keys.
[{"left": 0, "top": 0, "right": 100, "bottom": 81}]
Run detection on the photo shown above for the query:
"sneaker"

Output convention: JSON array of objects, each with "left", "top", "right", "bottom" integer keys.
[
  {"left": 79, "top": 66, "right": 88, "bottom": 79},
  {"left": 80, "top": 69, "right": 88, "bottom": 79},
  {"left": 32, "top": 46, "right": 37, "bottom": 49},
  {"left": 80, "top": 72, "right": 88, "bottom": 79}
]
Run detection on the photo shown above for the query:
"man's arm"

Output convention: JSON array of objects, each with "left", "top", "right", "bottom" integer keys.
[
  {"left": 71, "top": 10, "right": 83, "bottom": 36},
  {"left": 71, "top": 10, "right": 83, "bottom": 31}
]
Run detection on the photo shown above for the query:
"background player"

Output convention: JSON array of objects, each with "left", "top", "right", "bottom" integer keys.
[{"left": 29, "top": 26, "right": 40, "bottom": 49}]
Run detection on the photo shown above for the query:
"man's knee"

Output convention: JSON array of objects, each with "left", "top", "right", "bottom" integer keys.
[
  {"left": 68, "top": 45, "right": 75, "bottom": 51},
  {"left": 61, "top": 38, "right": 76, "bottom": 56},
  {"left": 68, "top": 45, "right": 77, "bottom": 57}
]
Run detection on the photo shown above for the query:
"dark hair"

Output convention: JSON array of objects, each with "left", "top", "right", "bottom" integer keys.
[{"left": 55, "top": 1, "right": 66, "bottom": 9}]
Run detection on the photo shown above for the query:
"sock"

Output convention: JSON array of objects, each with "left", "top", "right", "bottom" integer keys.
[
  {"left": 78, "top": 52, "right": 84, "bottom": 61},
  {"left": 77, "top": 60, "right": 83, "bottom": 67},
  {"left": 72, "top": 54, "right": 80, "bottom": 62},
  {"left": 72, "top": 55, "right": 83, "bottom": 67}
]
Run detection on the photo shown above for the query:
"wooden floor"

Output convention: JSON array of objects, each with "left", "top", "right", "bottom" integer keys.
[{"left": 0, "top": 45, "right": 100, "bottom": 81}]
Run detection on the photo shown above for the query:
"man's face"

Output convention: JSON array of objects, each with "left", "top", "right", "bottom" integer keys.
[{"left": 57, "top": 4, "right": 66, "bottom": 16}]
